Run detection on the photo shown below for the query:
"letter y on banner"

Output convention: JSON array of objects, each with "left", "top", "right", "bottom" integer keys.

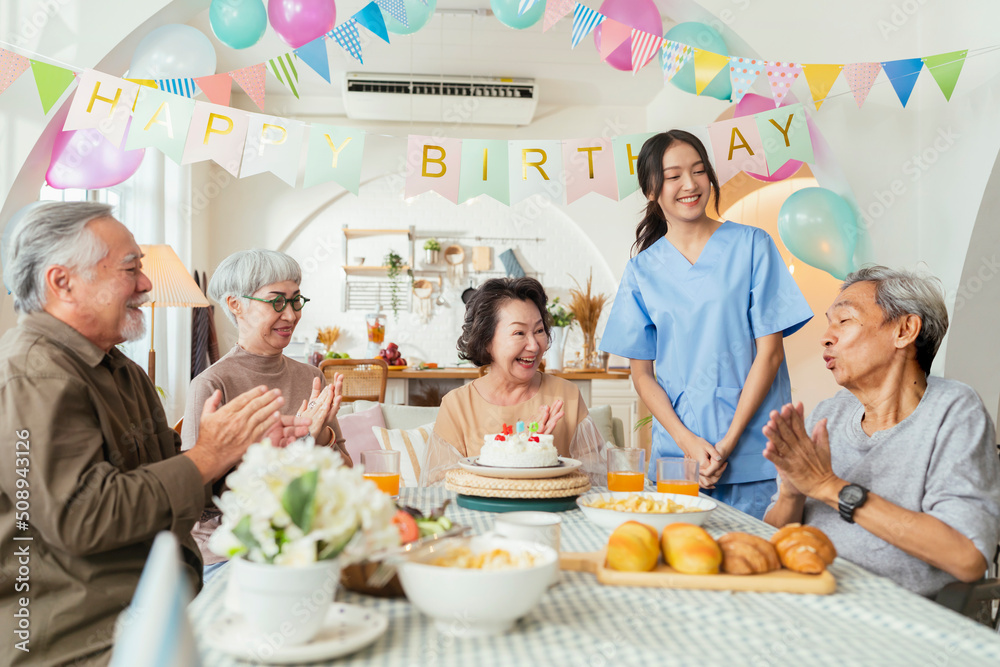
[
  {"left": 64, "top": 69, "right": 138, "bottom": 148},
  {"left": 405, "top": 135, "right": 462, "bottom": 203}
]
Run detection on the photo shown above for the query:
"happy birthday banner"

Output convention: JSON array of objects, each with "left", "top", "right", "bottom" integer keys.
[{"left": 52, "top": 68, "right": 814, "bottom": 201}]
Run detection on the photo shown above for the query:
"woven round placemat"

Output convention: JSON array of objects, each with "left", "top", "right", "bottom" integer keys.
[{"left": 445, "top": 469, "right": 590, "bottom": 499}]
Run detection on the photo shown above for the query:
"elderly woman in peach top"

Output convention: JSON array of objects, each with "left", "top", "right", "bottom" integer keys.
[{"left": 421, "top": 278, "right": 607, "bottom": 486}]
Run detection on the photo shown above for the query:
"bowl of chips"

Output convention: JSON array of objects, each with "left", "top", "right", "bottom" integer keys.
[{"left": 576, "top": 492, "right": 717, "bottom": 531}]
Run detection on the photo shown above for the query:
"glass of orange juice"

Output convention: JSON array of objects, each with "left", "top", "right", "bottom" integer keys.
[
  {"left": 606, "top": 448, "right": 646, "bottom": 492},
  {"left": 656, "top": 458, "right": 700, "bottom": 496},
  {"left": 362, "top": 450, "right": 400, "bottom": 498}
]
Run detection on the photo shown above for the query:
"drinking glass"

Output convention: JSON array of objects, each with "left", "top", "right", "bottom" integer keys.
[
  {"left": 606, "top": 448, "right": 646, "bottom": 492},
  {"left": 362, "top": 450, "right": 401, "bottom": 497},
  {"left": 656, "top": 458, "right": 700, "bottom": 496}
]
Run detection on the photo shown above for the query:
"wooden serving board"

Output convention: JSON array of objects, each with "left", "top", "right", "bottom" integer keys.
[{"left": 560, "top": 550, "right": 836, "bottom": 595}]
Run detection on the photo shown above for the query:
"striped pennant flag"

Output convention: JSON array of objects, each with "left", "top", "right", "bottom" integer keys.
[
  {"left": 268, "top": 52, "right": 300, "bottom": 98},
  {"left": 375, "top": 0, "right": 407, "bottom": 27},
  {"left": 155, "top": 78, "right": 197, "bottom": 98},
  {"left": 330, "top": 19, "right": 364, "bottom": 64},
  {"left": 229, "top": 63, "right": 266, "bottom": 110},
  {"left": 518, "top": 0, "right": 540, "bottom": 16},
  {"left": 661, "top": 40, "right": 691, "bottom": 84},
  {"left": 0, "top": 47, "right": 31, "bottom": 96},
  {"left": 571, "top": 3, "right": 605, "bottom": 49},
  {"left": 544, "top": 0, "right": 575, "bottom": 32},
  {"left": 630, "top": 29, "right": 662, "bottom": 73}
]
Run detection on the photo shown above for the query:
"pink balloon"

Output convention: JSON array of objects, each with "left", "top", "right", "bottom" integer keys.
[
  {"left": 268, "top": 0, "right": 337, "bottom": 49},
  {"left": 734, "top": 93, "right": 803, "bottom": 182},
  {"left": 593, "top": 0, "right": 661, "bottom": 72},
  {"left": 46, "top": 121, "right": 145, "bottom": 190}
]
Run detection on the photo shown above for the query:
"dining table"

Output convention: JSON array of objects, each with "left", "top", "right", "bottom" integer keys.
[{"left": 190, "top": 487, "right": 1000, "bottom": 665}]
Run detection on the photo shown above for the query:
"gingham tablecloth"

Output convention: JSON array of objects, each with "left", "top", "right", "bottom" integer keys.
[{"left": 190, "top": 488, "right": 1000, "bottom": 665}]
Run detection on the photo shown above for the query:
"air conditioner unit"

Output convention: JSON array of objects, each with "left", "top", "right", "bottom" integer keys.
[{"left": 343, "top": 73, "right": 538, "bottom": 126}]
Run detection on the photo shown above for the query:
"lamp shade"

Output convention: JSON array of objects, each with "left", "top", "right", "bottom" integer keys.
[{"left": 138, "top": 245, "right": 210, "bottom": 307}]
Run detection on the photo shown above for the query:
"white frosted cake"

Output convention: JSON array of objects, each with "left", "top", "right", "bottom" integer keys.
[{"left": 478, "top": 431, "right": 558, "bottom": 468}]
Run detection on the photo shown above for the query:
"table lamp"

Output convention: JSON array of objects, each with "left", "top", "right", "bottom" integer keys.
[{"left": 139, "top": 244, "right": 210, "bottom": 385}]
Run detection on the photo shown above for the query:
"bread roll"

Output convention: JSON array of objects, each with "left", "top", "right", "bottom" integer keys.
[
  {"left": 718, "top": 532, "right": 780, "bottom": 575},
  {"left": 661, "top": 523, "right": 722, "bottom": 575},
  {"left": 769, "top": 523, "right": 837, "bottom": 574}
]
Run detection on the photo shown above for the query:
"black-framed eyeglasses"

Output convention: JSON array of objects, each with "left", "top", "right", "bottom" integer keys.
[{"left": 243, "top": 294, "right": 310, "bottom": 312}]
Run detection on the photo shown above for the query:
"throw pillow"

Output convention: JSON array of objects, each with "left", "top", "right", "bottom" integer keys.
[
  {"left": 371, "top": 422, "right": 434, "bottom": 487},
  {"left": 588, "top": 405, "right": 618, "bottom": 448},
  {"left": 337, "top": 404, "right": 386, "bottom": 465}
]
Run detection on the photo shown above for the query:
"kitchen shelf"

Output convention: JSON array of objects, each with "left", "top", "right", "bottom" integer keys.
[
  {"left": 343, "top": 265, "right": 412, "bottom": 276},
  {"left": 344, "top": 228, "right": 411, "bottom": 240},
  {"left": 341, "top": 225, "right": 415, "bottom": 313}
]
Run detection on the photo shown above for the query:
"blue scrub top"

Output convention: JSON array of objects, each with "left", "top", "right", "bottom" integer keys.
[{"left": 600, "top": 222, "right": 813, "bottom": 484}]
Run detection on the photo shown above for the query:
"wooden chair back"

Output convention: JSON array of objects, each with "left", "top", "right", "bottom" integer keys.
[{"left": 319, "top": 358, "right": 389, "bottom": 403}]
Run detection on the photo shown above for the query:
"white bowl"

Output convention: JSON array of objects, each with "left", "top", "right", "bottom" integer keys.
[
  {"left": 396, "top": 535, "right": 557, "bottom": 636},
  {"left": 576, "top": 491, "right": 717, "bottom": 532}
]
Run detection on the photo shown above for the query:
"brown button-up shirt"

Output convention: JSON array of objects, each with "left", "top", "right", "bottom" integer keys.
[{"left": 0, "top": 312, "right": 206, "bottom": 667}]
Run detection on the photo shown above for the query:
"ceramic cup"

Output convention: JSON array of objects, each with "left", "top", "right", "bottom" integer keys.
[{"left": 493, "top": 512, "right": 561, "bottom": 585}]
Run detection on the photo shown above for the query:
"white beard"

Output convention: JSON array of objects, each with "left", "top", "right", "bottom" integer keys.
[{"left": 120, "top": 308, "right": 146, "bottom": 342}]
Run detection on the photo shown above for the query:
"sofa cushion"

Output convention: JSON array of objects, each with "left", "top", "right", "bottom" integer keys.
[
  {"left": 354, "top": 400, "right": 439, "bottom": 430},
  {"left": 371, "top": 422, "right": 434, "bottom": 487},
  {"left": 338, "top": 404, "right": 386, "bottom": 465},
  {"left": 589, "top": 405, "right": 618, "bottom": 448}
]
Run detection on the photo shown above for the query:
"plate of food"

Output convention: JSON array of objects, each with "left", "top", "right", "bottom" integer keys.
[{"left": 576, "top": 492, "right": 717, "bottom": 531}]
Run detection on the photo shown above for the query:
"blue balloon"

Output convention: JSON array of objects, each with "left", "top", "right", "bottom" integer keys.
[
  {"left": 665, "top": 22, "right": 731, "bottom": 101},
  {"left": 129, "top": 24, "right": 217, "bottom": 79},
  {"left": 385, "top": 0, "right": 437, "bottom": 35},
  {"left": 491, "top": 0, "right": 544, "bottom": 29},
  {"left": 210, "top": 0, "right": 268, "bottom": 50},
  {"left": 777, "top": 188, "right": 859, "bottom": 280}
]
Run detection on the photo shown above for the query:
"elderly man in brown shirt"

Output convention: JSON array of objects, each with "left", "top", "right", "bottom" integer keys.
[{"left": 0, "top": 202, "right": 309, "bottom": 666}]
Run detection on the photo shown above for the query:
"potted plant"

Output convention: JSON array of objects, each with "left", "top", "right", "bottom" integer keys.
[
  {"left": 209, "top": 439, "right": 398, "bottom": 646},
  {"left": 423, "top": 238, "right": 441, "bottom": 264},
  {"left": 545, "top": 297, "right": 575, "bottom": 371},
  {"left": 384, "top": 250, "right": 407, "bottom": 319}
]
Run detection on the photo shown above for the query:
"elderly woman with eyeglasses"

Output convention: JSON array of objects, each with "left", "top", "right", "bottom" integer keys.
[{"left": 181, "top": 249, "right": 349, "bottom": 577}]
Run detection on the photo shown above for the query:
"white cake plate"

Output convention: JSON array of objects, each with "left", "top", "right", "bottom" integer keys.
[{"left": 458, "top": 456, "right": 583, "bottom": 479}]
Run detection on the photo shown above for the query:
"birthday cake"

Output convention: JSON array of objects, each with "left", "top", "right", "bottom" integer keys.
[{"left": 478, "top": 423, "right": 558, "bottom": 468}]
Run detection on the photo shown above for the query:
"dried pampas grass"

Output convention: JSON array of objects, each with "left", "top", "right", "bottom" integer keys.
[
  {"left": 317, "top": 326, "right": 341, "bottom": 351},
  {"left": 568, "top": 272, "right": 608, "bottom": 367}
]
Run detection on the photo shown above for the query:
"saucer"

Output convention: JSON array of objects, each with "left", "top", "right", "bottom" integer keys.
[
  {"left": 204, "top": 603, "right": 387, "bottom": 664},
  {"left": 458, "top": 457, "right": 582, "bottom": 479}
]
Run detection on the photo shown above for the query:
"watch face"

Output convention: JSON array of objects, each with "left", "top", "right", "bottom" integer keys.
[{"left": 841, "top": 485, "right": 865, "bottom": 505}]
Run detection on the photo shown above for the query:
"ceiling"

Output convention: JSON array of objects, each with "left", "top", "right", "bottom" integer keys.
[{"left": 188, "top": 1, "right": 679, "bottom": 113}]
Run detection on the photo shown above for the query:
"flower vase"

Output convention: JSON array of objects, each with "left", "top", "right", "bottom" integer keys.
[
  {"left": 582, "top": 329, "right": 597, "bottom": 369},
  {"left": 424, "top": 248, "right": 440, "bottom": 264},
  {"left": 230, "top": 558, "right": 341, "bottom": 646},
  {"left": 545, "top": 326, "right": 567, "bottom": 371}
]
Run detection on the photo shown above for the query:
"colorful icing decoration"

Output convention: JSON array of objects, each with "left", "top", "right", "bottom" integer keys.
[
  {"left": 516, "top": 421, "right": 525, "bottom": 433},
  {"left": 494, "top": 434, "right": 506, "bottom": 441}
]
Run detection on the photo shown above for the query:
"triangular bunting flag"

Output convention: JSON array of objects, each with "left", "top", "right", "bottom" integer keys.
[
  {"left": 29, "top": 60, "right": 76, "bottom": 114},
  {"left": 693, "top": 49, "right": 730, "bottom": 95},
  {"left": 842, "top": 62, "right": 882, "bottom": 108},
  {"left": 630, "top": 30, "right": 662, "bottom": 74},
  {"left": 229, "top": 63, "right": 266, "bottom": 110},
  {"left": 922, "top": 50, "right": 967, "bottom": 102},
  {"left": 881, "top": 58, "right": 924, "bottom": 108},
  {"left": 661, "top": 41, "right": 691, "bottom": 84},
  {"left": 296, "top": 37, "right": 331, "bottom": 83},
  {"left": 571, "top": 4, "right": 605, "bottom": 49},
  {"left": 375, "top": 0, "right": 407, "bottom": 28},
  {"left": 518, "top": 0, "right": 540, "bottom": 16},
  {"left": 331, "top": 19, "right": 364, "bottom": 64},
  {"left": 765, "top": 61, "right": 803, "bottom": 107},
  {"left": 544, "top": 0, "right": 575, "bottom": 32},
  {"left": 729, "top": 57, "right": 763, "bottom": 104},
  {"left": 0, "top": 48, "right": 31, "bottom": 96},
  {"left": 155, "top": 78, "right": 197, "bottom": 98},
  {"left": 268, "top": 53, "right": 300, "bottom": 98},
  {"left": 354, "top": 1, "right": 390, "bottom": 44},
  {"left": 194, "top": 73, "right": 232, "bottom": 106},
  {"left": 599, "top": 20, "right": 631, "bottom": 62},
  {"left": 802, "top": 63, "right": 842, "bottom": 110}
]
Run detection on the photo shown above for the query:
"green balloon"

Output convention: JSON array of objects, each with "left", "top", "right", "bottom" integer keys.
[
  {"left": 491, "top": 0, "right": 545, "bottom": 30},
  {"left": 386, "top": 0, "right": 438, "bottom": 36},
  {"left": 777, "top": 188, "right": 859, "bottom": 280}
]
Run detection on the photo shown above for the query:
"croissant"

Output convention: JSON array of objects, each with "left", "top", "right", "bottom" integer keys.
[
  {"left": 769, "top": 523, "right": 837, "bottom": 574},
  {"left": 718, "top": 532, "right": 780, "bottom": 575}
]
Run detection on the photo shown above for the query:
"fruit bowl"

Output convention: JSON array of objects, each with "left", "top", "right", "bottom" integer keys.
[
  {"left": 397, "top": 535, "right": 557, "bottom": 636},
  {"left": 577, "top": 492, "right": 716, "bottom": 532}
]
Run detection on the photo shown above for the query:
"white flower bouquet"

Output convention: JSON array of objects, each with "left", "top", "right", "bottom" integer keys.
[{"left": 208, "top": 438, "right": 400, "bottom": 566}]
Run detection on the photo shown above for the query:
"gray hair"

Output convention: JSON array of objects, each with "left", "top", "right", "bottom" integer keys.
[
  {"left": 842, "top": 265, "right": 949, "bottom": 375},
  {"left": 208, "top": 249, "right": 302, "bottom": 326},
  {"left": 2, "top": 202, "right": 112, "bottom": 314}
]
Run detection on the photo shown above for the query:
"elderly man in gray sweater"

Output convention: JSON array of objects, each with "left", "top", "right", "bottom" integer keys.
[{"left": 763, "top": 266, "right": 1000, "bottom": 596}]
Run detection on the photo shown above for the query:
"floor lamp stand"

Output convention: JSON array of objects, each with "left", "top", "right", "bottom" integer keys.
[{"left": 147, "top": 303, "right": 156, "bottom": 386}]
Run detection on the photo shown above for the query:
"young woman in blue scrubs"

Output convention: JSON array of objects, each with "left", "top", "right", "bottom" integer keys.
[{"left": 600, "top": 130, "right": 812, "bottom": 519}]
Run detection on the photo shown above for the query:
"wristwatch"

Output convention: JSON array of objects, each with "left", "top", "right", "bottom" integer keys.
[{"left": 838, "top": 483, "right": 869, "bottom": 523}]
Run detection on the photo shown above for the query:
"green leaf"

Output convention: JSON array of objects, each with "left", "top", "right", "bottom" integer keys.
[
  {"left": 317, "top": 528, "right": 357, "bottom": 560},
  {"left": 232, "top": 515, "right": 261, "bottom": 554},
  {"left": 633, "top": 415, "right": 653, "bottom": 432},
  {"left": 282, "top": 469, "right": 319, "bottom": 534}
]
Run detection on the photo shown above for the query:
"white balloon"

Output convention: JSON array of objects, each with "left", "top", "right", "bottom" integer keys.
[{"left": 128, "top": 24, "right": 217, "bottom": 79}]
